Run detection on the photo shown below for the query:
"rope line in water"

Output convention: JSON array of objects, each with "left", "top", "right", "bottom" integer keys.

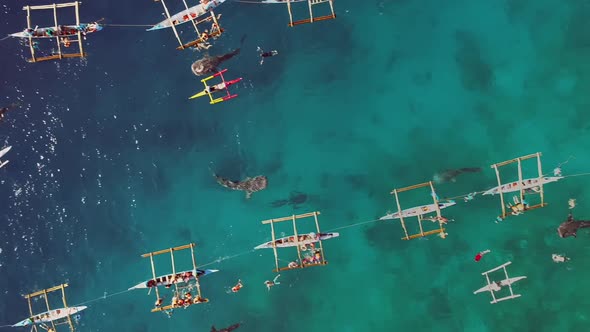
[{"left": 102, "top": 24, "right": 153, "bottom": 27}]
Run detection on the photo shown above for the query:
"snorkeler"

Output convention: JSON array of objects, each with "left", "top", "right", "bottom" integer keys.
[
  {"left": 257, "top": 46, "right": 278, "bottom": 65},
  {"left": 474, "top": 249, "right": 491, "bottom": 262},
  {"left": 264, "top": 274, "right": 281, "bottom": 291},
  {"left": 569, "top": 198, "right": 576, "bottom": 209},
  {"left": 552, "top": 254, "right": 570, "bottom": 263},
  {"left": 231, "top": 279, "right": 243, "bottom": 293}
]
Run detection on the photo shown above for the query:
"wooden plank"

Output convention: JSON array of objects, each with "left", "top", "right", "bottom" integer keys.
[
  {"left": 493, "top": 165, "right": 506, "bottom": 218},
  {"left": 499, "top": 202, "right": 547, "bottom": 219},
  {"left": 270, "top": 219, "right": 280, "bottom": 272},
  {"left": 274, "top": 261, "right": 328, "bottom": 272},
  {"left": 52, "top": 4, "right": 63, "bottom": 59},
  {"left": 261, "top": 211, "right": 320, "bottom": 224},
  {"left": 25, "top": 284, "right": 68, "bottom": 299},
  {"left": 402, "top": 228, "right": 445, "bottom": 240},
  {"left": 291, "top": 215, "right": 304, "bottom": 266},
  {"left": 536, "top": 152, "right": 545, "bottom": 204},
  {"left": 517, "top": 158, "right": 524, "bottom": 202},
  {"left": 141, "top": 243, "right": 195, "bottom": 257},
  {"left": 392, "top": 181, "right": 431, "bottom": 194},
  {"left": 313, "top": 211, "right": 326, "bottom": 265},
  {"left": 491, "top": 153, "right": 541, "bottom": 168},
  {"left": 287, "top": 0, "right": 294, "bottom": 26},
  {"left": 28, "top": 53, "right": 84, "bottom": 63},
  {"left": 288, "top": 14, "right": 336, "bottom": 27},
  {"left": 159, "top": 0, "right": 184, "bottom": 48},
  {"left": 148, "top": 254, "right": 161, "bottom": 301},
  {"left": 393, "top": 189, "right": 409, "bottom": 239},
  {"left": 151, "top": 298, "right": 210, "bottom": 312},
  {"left": 23, "top": 2, "right": 80, "bottom": 10}
]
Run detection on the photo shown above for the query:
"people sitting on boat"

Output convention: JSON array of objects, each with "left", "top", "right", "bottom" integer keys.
[
  {"left": 264, "top": 274, "right": 281, "bottom": 291},
  {"left": 193, "top": 295, "right": 207, "bottom": 304},
  {"left": 552, "top": 254, "right": 570, "bottom": 263},
  {"left": 61, "top": 37, "right": 71, "bottom": 47},
  {"left": 231, "top": 279, "right": 243, "bottom": 293},
  {"left": 155, "top": 297, "right": 164, "bottom": 307},
  {"left": 507, "top": 195, "right": 528, "bottom": 215},
  {"left": 490, "top": 281, "right": 502, "bottom": 292},
  {"left": 288, "top": 261, "right": 299, "bottom": 269}
]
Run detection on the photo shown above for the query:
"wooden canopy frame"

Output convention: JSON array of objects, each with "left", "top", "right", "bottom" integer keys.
[
  {"left": 140, "top": 243, "right": 209, "bottom": 313},
  {"left": 286, "top": 0, "right": 336, "bottom": 27},
  {"left": 23, "top": 283, "right": 75, "bottom": 332},
  {"left": 390, "top": 181, "right": 447, "bottom": 240},
  {"left": 490, "top": 152, "right": 547, "bottom": 220},
  {"left": 261, "top": 211, "right": 329, "bottom": 273},
  {"left": 154, "top": 0, "right": 224, "bottom": 51},
  {"left": 22, "top": 2, "right": 85, "bottom": 63}
]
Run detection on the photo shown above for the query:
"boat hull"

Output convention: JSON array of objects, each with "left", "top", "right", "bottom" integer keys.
[
  {"left": 482, "top": 177, "right": 563, "bottom": 195},
  {"left": 0, "top": 146, "right": 11, "bottom": 158},
  {"left": 128, "top": 268, "right": 218, "bottom": 290},
  {"left": 255, "top": 232, "right": 339, "bottom": 250},
  {"left": 380, "top": 201, "right": 457, "bottom": 220},
  {"left": 12, "top": 306, "right": 87, "bottom": 327},
  {"left": 10, "top": 24, "right": 102, "bottom": 39},
  {"left": 148, "top": 0, "right": 226, "bottom": 31},
  {"left": 474, "top": 276, "right": 527, "bottom": 294}
]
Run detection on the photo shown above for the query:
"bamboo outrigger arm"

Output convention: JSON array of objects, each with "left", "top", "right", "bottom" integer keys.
[{"left": 286, "top": 0, "right": 336, "bottom": 27}]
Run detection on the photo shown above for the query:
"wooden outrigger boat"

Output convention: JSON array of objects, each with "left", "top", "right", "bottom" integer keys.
[
  {"left": 259, "top": 211, "right": 335, "bottom": 272},
  {"left": 128, "top": 268, "right": 219, "bottom": 290},
  {"left": 138, "top": 243, "right": 214, "bottom": 314},
  {"left": 12, "top": 306, "right": 87, "bottom": 327},
  {"left": 11, "top": 2, "right": 98, "bottom": 63},
  {"left": 379, "top": 201, "right": 456, "bottom": 220},
  {"left": 474, "top": 261, "right": 526, "bottom": 304},
  {"left": 385, "top": 181, "right": 453, "bottom": 240},
  {"left": 488, "top": 152, "right": 554, "bottom": 220},
  {"left": 149, "top": 0, "right": 225, "bottom": 50},
  {"left": 10, "top": 23, "right": 102, "bottom": 39},
  {"left": 254, "top": 232, "right": 339, "bottom": 250},
  {"left": 13, "top": 283, "right": 84, "bottom": 331}
]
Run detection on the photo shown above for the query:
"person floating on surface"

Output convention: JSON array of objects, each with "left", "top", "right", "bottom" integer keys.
[
  {"left": 257, "top": 46, "right": 278, "bottom": 65},
  {"left": 474, "top": 249, "right": 491, "bottom": 262},
  {"left": 264, "top": 274, "right": 281, "bottom": 291},
  {"left": 231, "top": 279, "right": 243, "bottom": 293},
  {"left": 552, "top": 254, "right": 570, "bottom": 263},
  {"left": 568, "top": 198, "right": 576, "bottom": 209}
]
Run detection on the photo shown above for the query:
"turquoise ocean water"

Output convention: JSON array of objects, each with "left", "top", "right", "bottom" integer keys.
[{"left": 2, "top": 0, "right": 590, "bottom": 331}]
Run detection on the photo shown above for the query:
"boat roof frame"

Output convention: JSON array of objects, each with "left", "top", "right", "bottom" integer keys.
[
  {"left": 478, "top": 261, "right": 524, "bottom": 304},
  {"left": 21, "top": 2, "right": 86, "bottom": 63},
  {"left": 23, "top": 283, "right": 75, "bottom": 332},
  {"left": 286, "top": 0, "right": 336, "bottom": 27},
  {"left": 139, "top": 243, "right": 209, "bottom": 313},
  {"left": 152, "top": 0, "right": 224, "bottom": 51},
  {"left": 490, "top": 152, "right": 547, "bottom": 219},
  {"left": 390, "top": 181, "right": 446, "bottom": 240},
  {"left": 260, "top": 211, "right": 329, "bottom": 273}
]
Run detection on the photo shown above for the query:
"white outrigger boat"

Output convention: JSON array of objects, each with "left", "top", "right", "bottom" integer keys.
[
  {"left": 474, "top": 261, "right": 526, "bottom": 304},
  {"left": 147, "top": 0, "right": 227, "bottom": 31},
  {"left": 254, "top": 232, "right": 339, "bottom": 250},
  {"left": 379, "top": 201, "right": 456, "bottom": 220},
  {"left": 9, "top": 23, "right": 102, "bottom": 39},
  {"left": 12, "top": 306, "right": 87, "bottom": 327},
  {"left": 482, "top": 176, "right": 563, "bottom": 196},
  {"left": 129, "top": 268, "right": 218, "bottom": 290},
  {"left": 0, "top": 146, "right": 11, "bottom": 168}
]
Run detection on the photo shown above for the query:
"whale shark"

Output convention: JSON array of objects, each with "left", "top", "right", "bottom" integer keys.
[{"left": 557, "top": 213, "right": 590, "bottom": 238}]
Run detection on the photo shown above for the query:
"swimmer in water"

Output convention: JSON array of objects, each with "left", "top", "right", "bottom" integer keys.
[
  {"left": 568, "top": 198, "right": 576, "bottom": 209},
  {"left": 231, "top": 279, "right": 243, "bottom": 293},
  {"left": 257, "top": 46, "right": 278, "bottom": 65},
  {"left": 552, "top": 254, "right": 569, "bottom": 263},
  {"left": 264, "top": 274, "right": 281, "bottom": 291},
  {"left": 474, "top": 249, "right": 491, "bottom": 262}
]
